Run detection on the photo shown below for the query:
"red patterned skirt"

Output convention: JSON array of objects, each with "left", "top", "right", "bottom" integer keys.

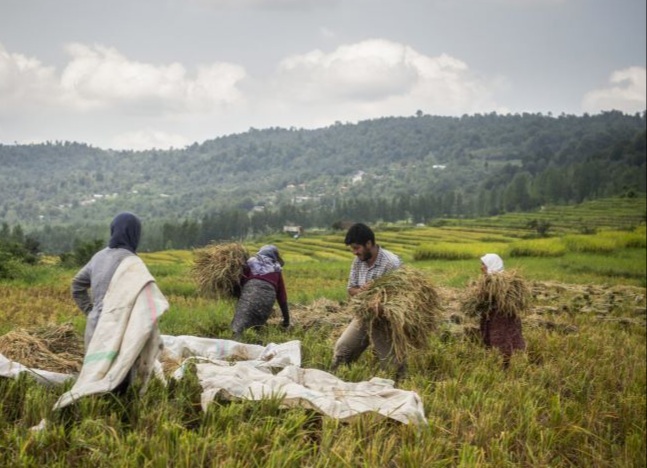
[{"left": 480, "top": 310, "right": 526, "bottom": 361}]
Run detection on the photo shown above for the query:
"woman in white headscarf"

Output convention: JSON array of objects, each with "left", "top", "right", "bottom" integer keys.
[
  {"left": 478, "top": 253, "right": 527, "bottom": 367},
  {"left": 231, "top": 245, "right": 290, "bottom": 338},
  {"left": 480, "top": 253, "right": 504, "bottom": 275}
]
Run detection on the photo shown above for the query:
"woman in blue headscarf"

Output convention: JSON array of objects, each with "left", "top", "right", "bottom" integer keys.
[
  {"left": 72, "top": 212, "right": 143, "bottom": 348},
  {"left": 67, "top": 212, "right": 167, "bottom": 398},
  {"left": 231, "top": 245, "right": 290, "bottom": 339}
]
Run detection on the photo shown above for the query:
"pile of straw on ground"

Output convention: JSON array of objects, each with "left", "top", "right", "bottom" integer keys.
[
  {"left": 346, "top": 266, "right": 442, "bottom": 362},
  {"left": 290, "top": 298, "right": 350, "bottom": 329},
  {"left": 461, "top": 270, "right": 531, "bottom": 318},
  {"left": 0, "top": 323, "right": 84, "bottom": 374},
  {"left": 192, "top": 242, "right": 249, "bottom": 299}
]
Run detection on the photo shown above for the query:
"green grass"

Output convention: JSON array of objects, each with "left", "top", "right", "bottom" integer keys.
[
  {"left": 414, "top": 241, "right": 516, "bottom": 261},
  {"left": 507, "top": 238, "right": 568, "bottom": 258},
  {"left": 562, "top": 234, "right": 619, "bottom": 253},
  {"left": 1, "top": 199, "right": 645, "bottom": 466}
]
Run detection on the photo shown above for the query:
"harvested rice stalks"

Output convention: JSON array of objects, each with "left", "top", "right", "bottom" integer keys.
[
  {"left": 158, "top": 349, "right": 184, "bottom": 377},
  {"left": 30, "top": 323, "right": 85, "bottom": 356},
  {"left": 461, "top": 270, "right": 531, "bottom": 318},
  {"left": 0, "top": 323, "right": 84, "bottom": 374},
  {"left": 192, "top": 242, "right": 249, "bottom": 299},
  {"left": 290, "top": 298, "right": 349, "bottom": 329},
  {"left": 346, "top": 266, "right": 442, "bottom": 362}
]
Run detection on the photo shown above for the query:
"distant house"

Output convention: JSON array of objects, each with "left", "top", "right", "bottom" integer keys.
[
  {"left": 283, "top": 225, "right": 303, "bottom": 236},
  {"left": 351, "top": 171, "right": 366, "bottom": 184}
]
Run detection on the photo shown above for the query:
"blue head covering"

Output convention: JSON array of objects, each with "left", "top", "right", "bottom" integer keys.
[
  {"left": 248, "top": 244, "right": 284, "bottom": 275},
  {"left": 108, "top": 212, "right": 141, "bottom": 253},
  {"left": 258, "top": 245, "right": 283, "bottom": 264}
]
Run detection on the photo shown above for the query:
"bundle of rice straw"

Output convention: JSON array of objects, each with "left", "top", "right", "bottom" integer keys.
[
  {"left": 461, "top": 270, "right": 531, "bottom": 319},
  {"left": 192, "top": 242, "right": 249, "bottom": 299},
  {"left": 346, "top": 266, "right": 442, "bottom": 362},
  {"left": 0, "top": 323, "right": 84, "bottom": 374}
]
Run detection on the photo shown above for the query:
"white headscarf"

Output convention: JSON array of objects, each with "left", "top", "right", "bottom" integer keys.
[
  {"left": 481, "top": 253, "right": 504, "bottom": 274},
  {"left": 247, "top": 244, "right": 283, "bottom": 275}
]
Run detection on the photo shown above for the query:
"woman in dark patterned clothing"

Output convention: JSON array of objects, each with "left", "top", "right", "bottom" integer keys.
[{"left": 231, "top": 245, "right": 290, "bottom": 339}]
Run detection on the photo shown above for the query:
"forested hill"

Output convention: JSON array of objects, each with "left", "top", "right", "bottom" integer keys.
[{"left": 1, "top": 110, "right": 645, "bottom": 252}]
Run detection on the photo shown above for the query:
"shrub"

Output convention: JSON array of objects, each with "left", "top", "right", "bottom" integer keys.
[
  {"left": 0, "top": 250, "right": 27, "bottom": 280},
  {"left": 59, "top": 239, "right": 105, "bottom": 268},
  {"left": 526, "top": 219, "right": 552, "bottom": 237},
  {"left": 578, "top": 225, "right": 598, "bottom": 235},
  {"left": 0, "top": 239, "right": 38, "bottom": 265},
  {"left": 0, "top": 238, "right": 40, "bottom": 279}
]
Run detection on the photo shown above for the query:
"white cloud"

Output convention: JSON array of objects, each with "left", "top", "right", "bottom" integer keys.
[
  {"left": 582, "top": 67, "right": 646, "bottom": 114},
  {"left": 194, "top": 0, "right": 339, "bottom": 10},
  {"left": 271, "top": 39, "right": 500, "bottom": 113},
  {"left": 60, "top": 43, "right": 247, "bottom": 113},
  {"left": 0, "top": 44, "right": 60, "bottom": 110},
  {"left": 440, "top": 0, "right": 566, "bottom": 5},
  {"left": 0, "top": 39, "right": 503, "bottom": 149},
  {"left": 0, "top": 42, "right": 247, "bottom": 117}
]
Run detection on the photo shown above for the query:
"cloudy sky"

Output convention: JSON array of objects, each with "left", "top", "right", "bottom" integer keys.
[{"left": 1, "top": 0, "right": 645, "bottom": 150}]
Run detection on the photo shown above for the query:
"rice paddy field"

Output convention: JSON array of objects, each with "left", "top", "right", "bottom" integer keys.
[{"left": 0, "top": 197, "right": 645, "bottom": 467}]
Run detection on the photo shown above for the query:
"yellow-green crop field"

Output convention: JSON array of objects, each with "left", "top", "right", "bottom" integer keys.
[{"left": 0, "top": 198, "right": 645, "bottom": 467}]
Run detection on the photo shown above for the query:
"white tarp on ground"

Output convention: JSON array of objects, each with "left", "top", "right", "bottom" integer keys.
[
  {"left": 0, "top": 337, "right": 300, "bottom": 385},
  {"left": 0, "top": 353, "right": 74, "bottom": 385},
  {"left": 196, "top": 362, "right": 428, "bottom": 426},
  {"left": 161, "top": 335, "right": 301, "bottom": 379},
  {"left": 3, "top": 330, "right": 427, "bottom": 425}
]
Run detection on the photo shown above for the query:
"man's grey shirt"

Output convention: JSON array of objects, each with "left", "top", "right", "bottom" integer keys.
[{"left": 347, "top": 246, "right": 402, "bottom": 291}]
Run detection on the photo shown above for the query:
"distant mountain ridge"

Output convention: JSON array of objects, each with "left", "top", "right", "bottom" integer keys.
[{"left": 1, "top": 110, "right": 645, "bottom": 232}]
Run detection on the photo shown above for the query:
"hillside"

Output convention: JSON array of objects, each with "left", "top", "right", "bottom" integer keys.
[{"left": 1, "top": 111, "right": 645, "bottom": 233}]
